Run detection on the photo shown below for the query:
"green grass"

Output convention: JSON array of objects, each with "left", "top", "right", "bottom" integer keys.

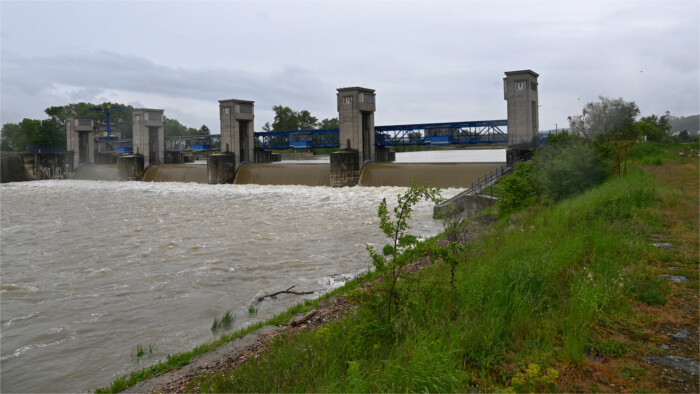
[
  {"left": 194, "top": 167, "right": 667, "bottom": 392},
  {"left": 629, "top": 141, "right": 698, "bottom": 165}
]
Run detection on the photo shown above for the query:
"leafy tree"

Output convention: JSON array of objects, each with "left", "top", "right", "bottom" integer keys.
[
  {"left": 45, "top": 102, "right": 134, "bottom": 138},
  {"left": 164, "top": 116, "right": 198, "bottom": 137},
  {"left": 262, "top": 106, "right": 328, "bottom": 132},
  {"left": 296, "top": 110, "right": 318, "bottom": 130},
  {"left": 199, "top": 125, "right": 210, "bottom": 135},
  {"left": 637, "top": 114, "right": 671, "bottom": 142},
  {"left": 568, "top": 96, "right": 640, "bottom": 147},
  {"left": 270, "top": 105, "right": 300, "bottom": 131},
  {"left": 1, "top": 123, "right": 22, "bottom": 151},
  {"left": 318, "top": 118, "right": 339, "bottom": 129}
]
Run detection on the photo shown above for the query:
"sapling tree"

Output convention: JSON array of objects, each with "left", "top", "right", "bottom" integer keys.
[{"left": 367, "top": 183, "right": 442, "bottom": 323}]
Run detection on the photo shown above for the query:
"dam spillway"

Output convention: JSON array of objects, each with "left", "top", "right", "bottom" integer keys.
[
  {"left": 358, "top": 162, "right": 504, "bottom": 188},
  {"left": 142, "top": 163, "right": 209, "bottom": 183},
  {"left": 72, "top": 164, "right": 119, "bottom": 181},
  {"left": 234, "top": 163, "right": 331, "bottom": 186}
]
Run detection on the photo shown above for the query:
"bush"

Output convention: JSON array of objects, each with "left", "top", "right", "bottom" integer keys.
[
  {"left": 497, "top": 161, "right": 537, "bottom": 217},
  {"left": 534, "top": 135, "right": 607, "bottom": 201}
]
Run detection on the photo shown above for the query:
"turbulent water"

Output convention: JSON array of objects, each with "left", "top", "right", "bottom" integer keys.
[{"left": 0, "top": 180, "right": 461, "bottom": 392}]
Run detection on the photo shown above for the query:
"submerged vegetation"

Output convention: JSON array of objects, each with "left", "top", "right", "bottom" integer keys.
[{"left": 211, "top": 311, "right": 236, "bottom": 332}]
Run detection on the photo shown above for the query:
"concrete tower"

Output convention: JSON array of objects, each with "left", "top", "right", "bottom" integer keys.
[
  {"left": 219, "top": 99, "right": 255, "bottom": 168},
  {"left": 66, "top": 116, "right": 95, "bottom": 166},
  {"left": 132, "top": 109, "right": 165, "bottom": 165},
  {"left": 503, "top": 70, "right": 539, "bottom": 165},
  {"left": 337, "top": 87, "right": 376, "bottom": 163}
]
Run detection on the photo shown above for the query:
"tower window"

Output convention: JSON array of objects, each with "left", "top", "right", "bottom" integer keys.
[
  {"left": 515, "top": 80, "right": 526, "bottom": 90},
  {"left": 343, "top": 96, "right": 352, "bottom": 104}
]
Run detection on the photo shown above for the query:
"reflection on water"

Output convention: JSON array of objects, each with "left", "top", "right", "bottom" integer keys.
[{"left": 0, "top": 180, "right": 459, "bottom": 392}]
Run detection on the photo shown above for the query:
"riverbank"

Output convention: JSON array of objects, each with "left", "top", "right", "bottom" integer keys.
[{"left": 99, "top": 143, "right": 698, "bottom": 392}]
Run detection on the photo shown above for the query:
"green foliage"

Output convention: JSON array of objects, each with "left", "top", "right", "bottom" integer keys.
[
  {"left": 164, "top": 116, "right": 198, "bottom": 137},
  {"left": 626, "top": 270, "right": 669, "bottom": 305},
  {"left": 318, "top": 117, "right": 339, "bottom": 129},
  {"left": 496, "top": 132, "right": 607, "bottom": 216},
  {"left": 1, "top": 123, "right": 24, "bottom": 151},
  {"left": 131, "top": 344, "right": 156, "bottom": 359},
  {"left": 638, "top": 114, "right": 671, "bottom": 142},
  {"left": 568, "top": 96, "right": 640, "bottom": 145},
  {"left": 0, "top": 119, "right": 65, "bottom": 152},
  {"left": 45, "top": 101, "right": 134, "bottom": 138},
  {"left": 366, "top": 182, "right": 442, "bottom": 322},
  {"left": 535, "top": 134, "right": 607, "bottom": 201},
  {"left": 497, "top": 160, "right": 537, "bottom": 217},
  {"left": 211, "top": 311, "right": 235, "bottom": 331},
  {"left": 262, "top": 105, "right": 337, "bottom": 132},
  {"left": 248, "top": 305, "right": 259, "bottom": 316},
  {"left": 507, "top": 364, "right": 559, "bottom": 393}
]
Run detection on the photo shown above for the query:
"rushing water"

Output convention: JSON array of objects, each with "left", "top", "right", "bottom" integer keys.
[
  {"left": 0, "top": 149, "right": 504, "bottom": 392},
  {"left": 0, "top": 181, "right": 460, "bottom": 392}
]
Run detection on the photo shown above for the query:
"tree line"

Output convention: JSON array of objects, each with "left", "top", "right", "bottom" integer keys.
[{"left": 261, "top": 105, "right": 338, "bottom": 132}]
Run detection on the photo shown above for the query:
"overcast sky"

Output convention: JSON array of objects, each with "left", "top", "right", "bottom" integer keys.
[{"left": 1, "top": 0, "right": 698, "bottom": 133}]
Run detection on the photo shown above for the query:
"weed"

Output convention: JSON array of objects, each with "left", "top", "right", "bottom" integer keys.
[
  {"left": 248, "top": 305, "right": 259, "bottom": 316},
  {"left": 507, "top": 363, "right": 559, "bottom": 393},
  {"left": 211, "top": 311, "right": 235, "bottom": 332},
  {"left": 131, "top": 344, "right": 156, "bottom": 359}
]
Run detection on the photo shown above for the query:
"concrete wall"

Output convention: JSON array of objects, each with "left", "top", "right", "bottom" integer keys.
[
  {"left": 66, "top": 116, "right": 95, "bottom": 167},
  {"left": 219, "top": 99, "right": 255, "bottom": 168},
  {"left": 1, "top": 153, "right": 69, "bottom": 182},
  {"left": 504, "top": 70, "right": 539, "bottom": 150},
  {"left": 433, "top": 194, "right": 497, "bottom": 219},
  {"left": 132, "top": 108, "right": 165, "bottom": 165},
  {"left": 337, "top": 87, "right": 376, "bottom": 163}
]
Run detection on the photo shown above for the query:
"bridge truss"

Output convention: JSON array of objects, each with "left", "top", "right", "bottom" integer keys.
[{"left": 253, "top": 119, "right": 508, "bottom": 150}]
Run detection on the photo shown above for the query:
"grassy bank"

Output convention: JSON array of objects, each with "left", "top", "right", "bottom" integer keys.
[
  {"left": 99, "top": 143, "right": 697, "bottom": 392},
  {"left": 191, "top": 144, "right": 696, "bottom": 392}
]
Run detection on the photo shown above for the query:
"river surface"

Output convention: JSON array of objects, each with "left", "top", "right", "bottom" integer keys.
[{"left": 0, "top": 149, "right": 502, "bottom": 392}]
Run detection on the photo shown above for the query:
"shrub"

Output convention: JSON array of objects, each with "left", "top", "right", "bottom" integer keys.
[
  {"left": 534, "top": 134, "right": 607, "bottom": 201},
  {"left": 497, "top": 160, "right": 537, "bottom": 217}
]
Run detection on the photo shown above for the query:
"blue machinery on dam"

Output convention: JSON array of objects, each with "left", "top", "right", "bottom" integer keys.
[
  {"left": 252, "top": 119, "right": 508, "bottom": 150},
  {"left": 66, "top": 70, "right": 540, "bottom": 187}
]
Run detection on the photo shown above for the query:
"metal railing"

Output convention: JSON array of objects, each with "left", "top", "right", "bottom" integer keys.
[{"left": 434, "top": 151, "right": 533, "bottom": 215}]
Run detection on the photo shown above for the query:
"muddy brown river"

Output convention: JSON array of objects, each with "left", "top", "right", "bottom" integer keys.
[{"left": 0, "top": 149, "right": 504, "bottom": 392}]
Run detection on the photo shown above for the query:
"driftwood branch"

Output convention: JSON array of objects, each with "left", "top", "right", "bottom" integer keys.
[{"left": 257, "top": 286, "right": 314, "bottom": 303}]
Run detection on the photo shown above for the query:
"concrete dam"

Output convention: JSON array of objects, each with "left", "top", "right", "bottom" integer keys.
[{"left": 76, "top": 158, "right": 505, "bottom": 188}]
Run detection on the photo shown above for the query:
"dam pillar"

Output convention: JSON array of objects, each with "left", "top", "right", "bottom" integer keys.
[
  {"left": 66, "top": 116, "right": 96, "bottom": 167},
  {"left": 132, "top": 109, "right": 165, "bottom": 165},
  {"left": 219, "top": 99, "right": 255, "bottom": 168},
  {"left": 337, "top": 87, "right": 376, "bottom": 164},
  {"left": 207, "top": 153, "right": 236, "bottom": 184},
  {"left": 504, "top": 70, "right": 539, "bottom": 166},
  {"left": 117, "top": 154, "right": 145, "bottom": 181},
  {"left": 330, "top": 140, "right": 360, "bottom": 187}
]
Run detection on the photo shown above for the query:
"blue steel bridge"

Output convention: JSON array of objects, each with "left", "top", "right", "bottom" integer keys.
[
  {"left": 253, "top": 119, "right": 508, "bottom": 150},
  {"left": 145, "top": 119, "right": 507, "bottom": 153}
]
